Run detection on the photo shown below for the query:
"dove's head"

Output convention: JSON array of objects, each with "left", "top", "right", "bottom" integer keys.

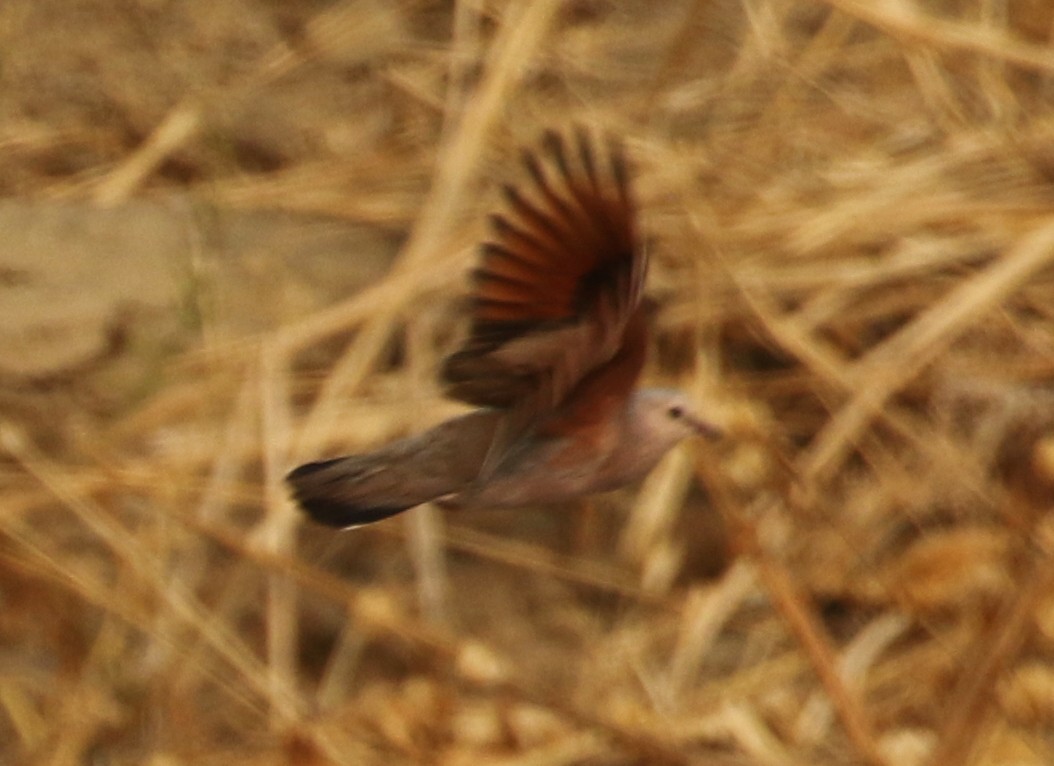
[{"left": 630, "top": 389, "right": 723, "bottom": 451}]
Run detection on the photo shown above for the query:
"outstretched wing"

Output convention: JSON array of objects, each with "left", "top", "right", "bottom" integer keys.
[{"left": 441, "top": 127, "right": 647, "bottom": 423}]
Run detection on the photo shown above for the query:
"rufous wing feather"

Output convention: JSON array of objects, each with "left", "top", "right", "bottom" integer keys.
[{"left": 442, "top": 127, "right": 645, "bottom": 413}]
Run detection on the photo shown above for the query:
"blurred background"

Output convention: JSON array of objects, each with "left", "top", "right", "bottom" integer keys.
[{"left": 3, "top": 1, "right": 1054, "bottom": 764}]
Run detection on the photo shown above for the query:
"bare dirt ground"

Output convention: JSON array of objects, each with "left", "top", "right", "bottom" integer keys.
[{"left": 3, "top": 1, "right": 1054, "bottom": 764}]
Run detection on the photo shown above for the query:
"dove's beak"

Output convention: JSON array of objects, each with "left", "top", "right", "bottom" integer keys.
[{"left": 687, "top": 414, "right": 724, "bottom": 441}]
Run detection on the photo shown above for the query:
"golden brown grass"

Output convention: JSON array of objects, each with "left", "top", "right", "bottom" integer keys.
[{"left": 3, "top": 1, "right": 1054, "bottom": 764}]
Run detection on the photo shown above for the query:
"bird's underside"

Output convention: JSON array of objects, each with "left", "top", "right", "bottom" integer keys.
[{"left": 287, "top": 127, "right": 715, "bottom": 529}]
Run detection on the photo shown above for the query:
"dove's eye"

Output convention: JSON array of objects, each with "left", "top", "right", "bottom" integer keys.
[{"left": 668, "top": 405, "right": 684, "bottom": 420}]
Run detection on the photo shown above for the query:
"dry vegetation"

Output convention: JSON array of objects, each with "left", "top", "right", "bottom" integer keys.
[{"left": 3, "top": 0, "right": 1054, "bottom": 764}]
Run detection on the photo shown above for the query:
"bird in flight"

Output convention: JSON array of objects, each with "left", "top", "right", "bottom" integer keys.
[{"left": 287, "top": 128, "right": 721, "bottom": 528}]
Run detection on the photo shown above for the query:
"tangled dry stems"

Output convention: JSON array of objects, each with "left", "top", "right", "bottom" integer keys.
[{"left": 3, "top": 1, "right": 1054, "bottom": 764}]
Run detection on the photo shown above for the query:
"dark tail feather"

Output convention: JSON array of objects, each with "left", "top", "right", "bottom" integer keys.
[{"left": 286, "top": 458, "right": 414, "bottom": 528}]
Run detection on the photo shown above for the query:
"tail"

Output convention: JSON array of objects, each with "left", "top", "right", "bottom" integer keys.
[
  {"left": 286, "top": 458, "right": 409, "bottom": 528},
  {"left": 286, "top": 457, "right": 428, "bottom": 528},
  {"left": 286, "top": 455, "right": 413, "bottom": 526},
  {"left": 287, "top": 411, "right": 498, "bottom": 528}
]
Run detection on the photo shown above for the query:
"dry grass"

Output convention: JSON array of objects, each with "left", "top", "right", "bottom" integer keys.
[{"left": 3, "top": 1, "right": 1054, "bottom": 764}]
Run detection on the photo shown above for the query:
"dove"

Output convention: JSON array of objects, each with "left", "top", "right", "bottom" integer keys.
[{"left": 287, "top": 128, "right": 721, "bottom": 528}]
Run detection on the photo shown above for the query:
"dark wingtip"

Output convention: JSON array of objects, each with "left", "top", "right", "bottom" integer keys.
[{"left": 285, "top": 460, "right": 410, "bottom": 529}]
